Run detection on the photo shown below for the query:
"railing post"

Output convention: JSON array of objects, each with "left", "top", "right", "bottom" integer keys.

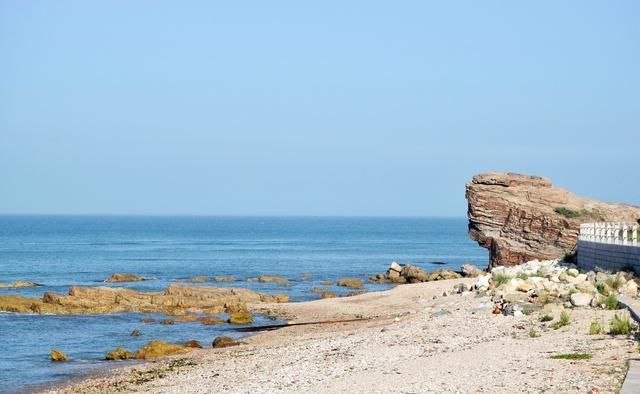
[
  {"left": 633, "top": 225, "right": 638, "bottom": 246},
  {"left": 622, "top": 224, "right": 628, "bottom": 245}
]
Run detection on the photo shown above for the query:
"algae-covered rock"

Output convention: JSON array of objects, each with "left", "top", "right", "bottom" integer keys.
[
  {"left": 105, "top": 273, "right": 145, "bottom": 283},
  {"left": 0, "top": 281, "right": 41, "bottom": 288},
  {"left": 50, "top": 349, "right": 68, "bottom": 362},
  {"left": 336, "top": 278, "right": 364, "bottom": 289},
  {"left": 174, "top": 314, "right": 198, "bottom": 323},
  {"left": 176, "top": 276, "right": 209, "bottom": 283},
  {"left": 253, "top": 275, "right": 288, "bottom": 284},
  {"left": 0, "top": 284, "right": 288, "bottom": 315},
  {"left": 212, "top": 336, "right": 240, "bottom": 348},
  {"left": 131, "top": 329, "right": 142, "bottom": 336},
  {"left": 198, "top": 316, "right": 225, "bottom": 325},
  {"left": 212, "top": 276, "right": 236, "bottom": 282},
  {"left": 228, "top": 311, "right": 253, "bottom": 324},
  {"left": 310, "top": 287, "right": 337, "bottom": 299},
  {"left": 160, "top": 318, "right": 175, "bottom": 325},
  {"left": 106, "top": 347, "right": 134, "bottom": 361},
  {"left": 185, "top": 340, "right": 203, "bottom": 348},
  {"left": 135, "top": 340, "right": 191, "bottom": 360}
]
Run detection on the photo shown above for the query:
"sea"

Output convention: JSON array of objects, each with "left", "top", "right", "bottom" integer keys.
[{"left": 0, "top": 215, "right": 487, "bottom": 392}]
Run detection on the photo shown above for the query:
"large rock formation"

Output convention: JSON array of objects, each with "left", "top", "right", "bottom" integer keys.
[{"left": 466, "top": 172, "right": 640, "bottom": 267}]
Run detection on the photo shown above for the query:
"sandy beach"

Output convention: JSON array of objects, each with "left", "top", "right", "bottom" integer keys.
[{"left": 42, "top": 278, "right": 636, "bottom": 394}]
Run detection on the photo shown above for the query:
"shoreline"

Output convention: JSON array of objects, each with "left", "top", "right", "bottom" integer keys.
[{"left": 38, "top": 277, "right": 636, "bottom": 393}]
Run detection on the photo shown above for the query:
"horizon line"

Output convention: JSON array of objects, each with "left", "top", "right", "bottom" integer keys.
[{"left": 0, "top": 212, "right": 468, "bottom": 219}]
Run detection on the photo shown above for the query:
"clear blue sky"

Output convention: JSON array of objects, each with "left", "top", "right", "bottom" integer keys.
[{"left": 1, "top": 1, "right": 638, "bottom": 216}]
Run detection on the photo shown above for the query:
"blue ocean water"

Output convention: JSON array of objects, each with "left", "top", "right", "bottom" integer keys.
[{"left": 0, "top": 216, "right": 486, "bottom": 392}]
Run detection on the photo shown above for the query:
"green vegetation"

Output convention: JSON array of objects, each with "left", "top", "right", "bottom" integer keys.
[
  {"left": 604, "top": 294, "right": 619, "bottom": 310},
  {"left": 589, "top": 318, "right": 604, "bottom": 335},
  {"left": 609, "top": 313, "right": 638, "bottom": 335},
  {"left": 494, "top": 274, "right": 511, "bottom": 287},
  {"left": 550, "top": 353, "right": 592, "bottom": 360},
  {"left": 551, "top": 311, "right": 570, "bottom": 330},
  {"left": 540, "top": 314, "right": 554, "bottom": 322},
  {"left": 528, "top": 328, "right": 540, "bottom": 338},
  {"left": 553, "top": 207, "right": 604, "bottom": 221},
  {"left": 606, "top": 276, "right": 624, "bottom": 291}
]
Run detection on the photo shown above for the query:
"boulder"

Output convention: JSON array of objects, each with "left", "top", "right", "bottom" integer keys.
[
  {"left": 466, "top": 172, "right": 640, "bottom": 267},
  {"left": 106, "top": 347, "right": 134, "bottom": 360},
  {"left": 620, "top": 281, "right": 638, "bottom": 297},
  {"left": 570, "top": 292, "right": 593, "bottom": 307},
  {"left": 228, "top": 312, "right": 253, "bottom": 325},
  {"left": 400, "top": 265, "right": 430, "bottom": 283},
  {"left": 185, "top": 340, "right": 203, "bottom": 349},
  {"left": 105, "top": 273, "right": 144, "bottom": 283},
  {"left": 130, "top": 329, "right": 141, "bottom": 336},
  {"left": 310, "top": 287, "right": 337, "bottom": 299},
  {"left": 388, "top": 262, "right": 402, "bottom": 273},
  {"left": 336, "top": 278, "right": 364, "bottom": 289},
  {"left": 475, "top": 274, "right": 491, "bottom": 291},
  {"left": 461, "top": 264, "right": 484, "bottom": 278},
  {"left": 212, "top": 336, "right": 240, "bottom": 348},
  {"left": 428, "top": 270, "right": 462, "bottom": 281},
  {"left": 50, "top": 349, "right": 67, "bottom": 362},
  {"left": 135, "top": 340, "right": 191, "bottom": 360}
]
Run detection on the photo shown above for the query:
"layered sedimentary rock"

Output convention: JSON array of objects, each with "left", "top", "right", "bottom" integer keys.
[
  {"left": 0, "top": 284, "right": 288, "bottom": 315},
  {"left": 466, "top": 172, "right": 640, "bottom": 267}
]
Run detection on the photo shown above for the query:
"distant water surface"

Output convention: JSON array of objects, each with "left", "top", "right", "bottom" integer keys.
[{"left": 0, "top": 215, "right": 486, "bottom": 392}]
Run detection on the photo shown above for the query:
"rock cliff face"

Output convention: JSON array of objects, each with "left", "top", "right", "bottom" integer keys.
[{"left": 466, "top": 172, "right": 640, "bottom": 268}]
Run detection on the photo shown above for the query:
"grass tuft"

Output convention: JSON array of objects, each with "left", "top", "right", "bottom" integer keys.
[
  {"left": 540, "top": 314, "right": 553, "bottom": 322},
  {"left": 494, "top": 274, "right": 511, "bottom": 287},
  {"left": 609, "top": 313, "right": 638, "bottom": 335},
  {"left": 551, "top": 311, "right": 570, "bottom": 330},
  {"left": 589, "top": 319, "right": 604, "bottom": 335},
  {"left": 550, "top": 353, "right": 592, "bottom": 360},
  {"left": 604, "top": 294, "right": 619, "bottom": 310}
]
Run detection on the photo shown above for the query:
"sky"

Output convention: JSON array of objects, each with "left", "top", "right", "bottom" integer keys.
[{"left": 1, "top": 1, "right": 638, "bottom": 216}]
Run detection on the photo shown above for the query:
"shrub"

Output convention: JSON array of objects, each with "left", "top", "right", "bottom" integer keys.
[
  {"left": 589, "top": 319, "right": 604, "bottom": 335},
  {"left": 550, "top": 353, "right": 592, "bottom": 360},
  {"left": 604, "top": 294, "right": 619, "bottom": 310},
  {"left": 494, "top": 274, "right": 511, "bottom": 287},
  {"left": 528, "top": 329, "right": 540, "bottom": 338},
  {"left": 609, "top": 313, "right": 638, "bottom": 335},
  {"left": 551, "top": 311, "right": 570, "bottom": 330},
  {"left": 540, "top": 314, "right": 553, "bottom": 322}
]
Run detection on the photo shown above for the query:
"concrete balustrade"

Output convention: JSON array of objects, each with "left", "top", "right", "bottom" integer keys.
[{"left": 578, "top": 222, "right": 640, "bottom": 272}]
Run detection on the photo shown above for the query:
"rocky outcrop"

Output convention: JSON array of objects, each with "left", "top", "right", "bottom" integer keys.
[
  {"left": 369, "top": 262, "right": 463, "bottom": 284},
  {"left": 466, "top": 172, "right": 640, "bottom": 267},
  {"left": 105, "top": 273, "right": 145, "bottom": 283},
  {"left": 135, "top": 340, "right": 191, "bottom": 360},
  {"left": 0, "top": 284, "right": 288, "bottom": 315}
]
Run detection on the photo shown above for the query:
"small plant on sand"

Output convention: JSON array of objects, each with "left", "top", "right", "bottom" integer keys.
[
  {"left": 606, "top": 276, "right": 625, "bottom": 291},
  {"left": 528, "top": 328, "right": 540, "bottom": 338},
  {"left": 494, "top": 274, "right": 511, "bottom": 287},
  {"left": 540, "top": 314, "right": 553, "bottom": 322},
  {"left": 589, "top": 318, "right": 604, "bottom": 335},
  {"left": 604, "top": 294, "right": 619, "bottom": 310},
  {"left": 551, "top": 311, "right": 570, "bottom": 330},
  {"left": 609, "top": 313, "right": 638, "bottom": 335},
  {"left": 516, "top": 272, "right": 529, "bottom": 280},
  {"left": 550, "top": 353, "right": 592, "bottom": 360}
]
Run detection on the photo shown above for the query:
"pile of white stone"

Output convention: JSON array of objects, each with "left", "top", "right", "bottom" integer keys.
[{"left": 471, "top": 259, "right": 638, "bottom": 312}]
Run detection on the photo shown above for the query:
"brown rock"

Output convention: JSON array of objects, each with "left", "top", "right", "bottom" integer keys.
[
  {"left": 460, "top": 264, "right": 484, "bottom": 278},
  {"left": 50, "top": 349, "right": 68, "bottom": 362},
  {"left": 400, "top": 265, "right": 430, "bottom": 283},
  {"left": 228, "top": 311, "right": 253, "bottom": 325},
  {"left": 310, "top": 287, "right": 337, "bottom": 299},
  {"left": 0, "top": 284, "right": 288, "bottom": 315},
  {"left": 466, "top": 172, "right": 640, "bottom": 267},
  {"left": 130, "top": 329, "right": 142, "bottom": 336},
  {"left": 197, "top": 316, "right": 225, "bottom": 325},
  {"left": 428, "top": 270, "right": 462, "bottom": 281},
  {"left": 212, "top": 276, "right": 236, "bottom": 282},
  {"left": 253, "top": 275, "right": 288, "bottom": 284},
  {"left": 0, "top": 281, "right": 41, "bottom": 288},
  {"left": 212, "top": 336, "right": 240, "bottom": 348},
  {"left": 105, "top": 347, "right": 134, "bottom": 360},
  {"left": 185, "top": 340, "right": 203, "bottom": 349},
  {"left": 336, "top": 278, "right": 364, "bottom": 289},
  {"left": 105, "top": 273, "right": 145, "bottom": 283},
  {"left": 135, "top": 340, "right": 191, "bottom": 360}
]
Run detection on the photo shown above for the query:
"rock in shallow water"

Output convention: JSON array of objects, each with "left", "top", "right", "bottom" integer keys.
[
  {"left": 135, "top": 340, "right": 191, "bottom": 360},
  {"left": 50, "top": 349, "right": 68, "bottom": 362},
  {"left": 106, "top": 347, "right": 134, "bottom": 361}
]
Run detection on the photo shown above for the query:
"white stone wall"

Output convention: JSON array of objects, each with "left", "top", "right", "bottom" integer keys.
[{"left": 578, "top": 223, "right": 640, "bottom": 272}]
